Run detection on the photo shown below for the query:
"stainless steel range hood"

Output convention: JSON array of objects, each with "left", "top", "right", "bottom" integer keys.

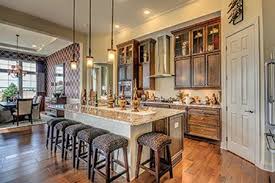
[{"left": 150, "top": 35, "right": 174, "bottom": 78}]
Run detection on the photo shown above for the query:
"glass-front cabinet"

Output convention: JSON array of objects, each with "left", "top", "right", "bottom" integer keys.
[
  {"left": 174, "top": 30, "right": 190, "bottom": 59},
  {"left": 192, "top": 27, "right": 205, "bottom": 54},
  {"left": 207, "top": 23, "right": 220, "bottom": 52},
  {"left": 172, "top": 17, "right": 221, "bottom": 89}
]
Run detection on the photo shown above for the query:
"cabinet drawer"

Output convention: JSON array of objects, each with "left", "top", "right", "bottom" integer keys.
[
  {"left": 188, "top": 125, "right": 220, "bottom": 140},
  {"left": 188, "top": 113, "right": 219, "bottom": 127},
  {"left": 188, "top": 108, "right": 219, "bottom": 115}
]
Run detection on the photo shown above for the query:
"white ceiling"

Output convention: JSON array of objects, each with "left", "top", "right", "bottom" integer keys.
[
  {"left": 0, "top": 0, "right": 189, "bottom": 34},
  {"left": 0, "top": 23, "right": 72, "bottom": 56}
]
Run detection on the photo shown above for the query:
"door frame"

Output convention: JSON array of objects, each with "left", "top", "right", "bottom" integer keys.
[{"left": 224, "top": 17, "right": 260, "bottom": 166}]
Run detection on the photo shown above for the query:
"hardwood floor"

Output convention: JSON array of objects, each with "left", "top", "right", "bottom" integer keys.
[{"left": 0, "top": 124, "right": 271, "bottom": 183}]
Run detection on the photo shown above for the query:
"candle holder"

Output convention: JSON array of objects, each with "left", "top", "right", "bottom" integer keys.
[
  {"left": 107, "top": 89, "right": 114, "bottom": 108},
  {"left": 132, "top": 80, "right": 140, "bottom": 112},
  {"left": 81, "top": 89, "right": 87, "bottom": 105},
  {"left": 119, "top": 87, "right": 126, "bottom": 110}
]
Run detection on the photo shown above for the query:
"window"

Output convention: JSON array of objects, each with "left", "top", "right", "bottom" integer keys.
[
  {"left": 22, "top": 62, "right": 37, "bottom": 98},
  {"left": 0, "top": 59, "right": 37, "bottom": 100}
]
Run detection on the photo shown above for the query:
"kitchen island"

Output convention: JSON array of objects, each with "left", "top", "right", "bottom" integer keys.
[{"left": 63, "top": 104, "right": 185, "bottom": 180}]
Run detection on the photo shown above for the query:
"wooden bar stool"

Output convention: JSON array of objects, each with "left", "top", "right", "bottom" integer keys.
[
  {"left": 136, "top": 132, "right": 173, "bottom": 183},
  {"left": 91, "top": 133, "right": 130, "bottom": 183},
  {"left": 54, "top": 120, "right": 80, "bottom": 158},
  {"left": 64, "top": 124, "right": 91, "bottom": 168},
  {"left": 46, "top": 118, "right": 67, "bottom": 151},
  {"left": 76, "top": 127, "right": 109, "bottom": 179}
]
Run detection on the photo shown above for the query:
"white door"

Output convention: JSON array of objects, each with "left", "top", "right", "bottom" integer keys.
[{"left": 226, "top": 25, "right": 257, "bottom": 163}]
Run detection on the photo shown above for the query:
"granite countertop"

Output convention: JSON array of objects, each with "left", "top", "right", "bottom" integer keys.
[
  {"left": 63, "top": 104, "right": 185, "bottom": 126},
  {"left": 142, "top": 101, "right": 221, "bottom": 109}
]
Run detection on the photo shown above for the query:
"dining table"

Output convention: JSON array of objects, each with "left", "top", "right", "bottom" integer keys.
[{"left": 0, "top": 101, "right": 39, "bottom": 113}]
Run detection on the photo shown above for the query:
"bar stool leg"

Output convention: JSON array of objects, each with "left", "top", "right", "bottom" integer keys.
[
  {"left": 87, "top": 143, "right": 92, "bottom": 179},
  {"left": 123, "top": 147, "right": 130, "bottom": 182},
  {"left": 105, "top": 153, "right": 110, "bottom": 183},
  {"left": 61, "top": 132, "right": 66, "bottom": 159},
  {"left": 166, "top": 145, "right": 173, "bottom": 178},
  {"left": 135, "top": 144, "right": 143, "bottom": 178},
  {"left": 54, "top": 129, "right": 60, "bottom": 153},
  {"left": 46, "top": 125, "right": 50, "bottom": 149},
  {"left": 72, "top": 136, "right": 77, "bottom": 168},
  {"left": 154, "top": 150, "right": 160, "bottom": 183},
  {"left": 91, "top": 148, "right": 98, "bottom": 181},
  {"left": 76, "top": 140, "right": 82, "bottom": 170},
  {"left": 64, "top": 134, "right": 70, "bottom": 160},
  {"left": 50, "top": 125, "right": 55, "bottom": 151}
]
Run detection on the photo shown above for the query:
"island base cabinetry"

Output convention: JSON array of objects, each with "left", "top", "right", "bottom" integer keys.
[{"left": 152, "top": 114, "right": 185, "bottom": 165}]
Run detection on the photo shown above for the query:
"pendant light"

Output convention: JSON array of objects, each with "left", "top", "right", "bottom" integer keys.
[
  {"left": 107, "top": 0, "right": 116, "bottom": 62},
  {"left": 70, "top": 0, "right": 77, "bottom": 70},
  {"left": 86, "top": 0, "right": 94, "bottom": 67}
]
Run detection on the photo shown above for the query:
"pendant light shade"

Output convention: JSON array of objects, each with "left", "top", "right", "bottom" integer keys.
[
  {"left": 107, "top": 49, "right": 115, "bottom": 62},
  {"left": 107, "top": 0, "right": 116, "bottom": 62},
  {"left": 86, "top": 0, "right": 94, "bottom": 67},
  {"left": 70, "top": 0, "right": 77, "bottom": 70}
]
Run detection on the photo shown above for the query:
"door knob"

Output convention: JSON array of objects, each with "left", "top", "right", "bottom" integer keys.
[{"left": 245, "top": 110, "right": 254, "bottom": 113}]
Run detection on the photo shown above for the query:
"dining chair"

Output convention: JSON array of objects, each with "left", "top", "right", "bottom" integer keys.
[
  {"left": 13, "top": 99, "right": 33, "bottom": 126},
  {"left": 32, "top": 96, "right": 42, "bottom": 120}
]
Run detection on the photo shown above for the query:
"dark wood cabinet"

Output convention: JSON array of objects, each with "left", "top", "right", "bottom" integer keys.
[
  {"left": 175, "top": 57, "right": 191, "bottom": 88},
  {"left": 192, "top": 55, "right": 206, "bottom": 87},
  {"left": 206, "top": 52, "right": 221, "bottom": 88},
  {"left": 117, "top": 40, "right": 139, "bottom": 98},
  {"left": 152, "top": 114, "right": 185, "bottom": 165},
  {"left": 143, "top": 102, "right": 221, "bottom": 141},
  {"left": 138, "top": 39, "right": 156, "bottom": 90},
  {"left": 187, "top": 107, "right": 221, "bottom": 141},
  {"left": 172, "top": 17, "right": 221, "bottom": 89}
]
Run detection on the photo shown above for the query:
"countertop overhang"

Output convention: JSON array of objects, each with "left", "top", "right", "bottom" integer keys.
[{"left": 63, "top": 104, "right": 185, "bottom": 126}]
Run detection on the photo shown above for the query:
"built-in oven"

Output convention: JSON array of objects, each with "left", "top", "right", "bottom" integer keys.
[{"left": 118, "top": 81, "right": 132, "bottom": 99}]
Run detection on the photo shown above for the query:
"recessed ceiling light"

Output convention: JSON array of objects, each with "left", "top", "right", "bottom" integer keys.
[
  {"left": 32, "top": 44, "right": 37, "bottom": 48},
  {"left": 144, "top": 10, "right": 151, "bottom": 15},
  {"left": 115, "top": 25, "right": 120, "bottom": 29}
]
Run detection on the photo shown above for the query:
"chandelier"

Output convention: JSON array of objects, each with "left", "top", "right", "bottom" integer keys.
[{"left": 8, "top": 35, "right": 26, "bottom": 78}]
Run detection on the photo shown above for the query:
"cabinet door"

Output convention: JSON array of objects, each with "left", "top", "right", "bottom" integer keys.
[
  {"left": 126, "top": 65, "right": 133, "bottom": 81},
  {"left": 175, "top": 57, "right": 191, "bottom": 88},
  {"left": 207, "top": 53, "right": 221, "bottom": 88},
  {"left": 142, "top": 63, "right": 150, "bottom": 89},
  {"left": 118, "top": 66, "right": 126, "bottom": 81},
  {"left": 192, "top": 55, "right": 206, "bottom": 87}
]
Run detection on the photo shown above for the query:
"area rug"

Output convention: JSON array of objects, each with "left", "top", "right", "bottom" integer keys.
[{"left": 0, "top": 114, "right": 53, "bottom": 130}]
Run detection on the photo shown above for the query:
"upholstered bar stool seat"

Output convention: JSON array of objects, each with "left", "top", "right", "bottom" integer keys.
[
  {"left": 64, "top": 124, "right": 91, "bottom": 168},
  {"left": 54, "top": 120, "right": 80, "bottom": 158},
  {"left": 91, "top": 133, "right": 130, "bottom": 183},
  {"left": 136, "top": 132, "right": 173, "bottom": 183},
  {"left": 137, "top": 132, "right": 172, "bottom": 151},
  {"left": 46, "top": 118, "right": 67, "bottom": 151},
  {"left": 76, "top": 128, "right": 109, "bottom": 179}
]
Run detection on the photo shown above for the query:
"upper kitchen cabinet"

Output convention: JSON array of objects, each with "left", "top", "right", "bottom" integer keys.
[
  {"left": 138, "top": 38, "right": 156, "bottom": 90},
  {"left": 206, "top": 22, "right": 220, "bottom": 52},
  {"left": 175, "top": 57, "right": 191, "bottom": 88},
  {"left": 117, "top": 40, "right": 139, "bottom": 98},
  {"left": 192, "top": 27, "right": 205, "bottom": 55},
  {"left": 172, "top": 17, "right": 221, "bottom": 89},
  {"left": 206, "top": 52, "right": 221, "bottom": 88},
  {"left": 173, "top": 29, "right": 191, "bottom": 60}
]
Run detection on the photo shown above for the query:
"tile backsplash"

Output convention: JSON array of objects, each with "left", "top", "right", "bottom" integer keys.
[{"left": 146, "top": 77, "right": 221, "bottom": 103}]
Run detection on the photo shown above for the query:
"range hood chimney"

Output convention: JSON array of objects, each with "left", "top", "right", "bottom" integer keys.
[{"left": 150, "top": 35, "right": 174, "bottom": 78}]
